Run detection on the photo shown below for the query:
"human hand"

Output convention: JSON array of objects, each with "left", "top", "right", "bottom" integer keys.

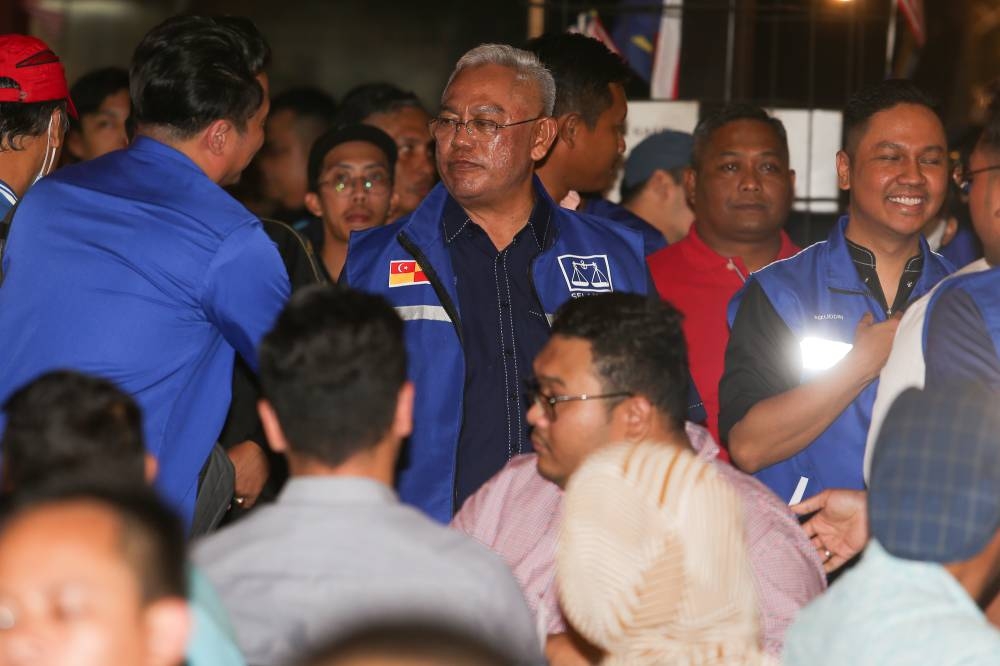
[
  {"left": 850, "top": 312, "right": 901, "bottom": 382},
  {"left": 227, "top": 440, "right": 269, "bottom": 510},
  {"left": 791, "top": 488, "right": 869, "bottom": 573}
]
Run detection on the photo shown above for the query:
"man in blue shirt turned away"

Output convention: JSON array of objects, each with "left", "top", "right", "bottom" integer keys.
[
  {"left": 0, "top": 15, "right": 290, "bottom": 527},
  {"left": 344, "top": 43, "right": 652, "bottom": 522}
]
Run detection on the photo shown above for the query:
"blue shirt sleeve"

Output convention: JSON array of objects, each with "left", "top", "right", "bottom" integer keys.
[
  {"left": 201, "top": 224, "right": 291, "bottom": 372},
  {"left": 925, "top": 287, "right": 1000, "bottom": 389}
]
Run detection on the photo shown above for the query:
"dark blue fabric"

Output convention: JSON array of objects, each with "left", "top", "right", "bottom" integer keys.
[
  {"left": 580, "top": 198, "right": 667, "bottom": 256},
  {"left": 444, "top": 197, "right": 553, "bottom": 507},
  {"left": 0, "top": 137, "right": 290, "bottom": 526},
  {"left": 726, "top": 217, "right": 954, "bottom": 503},
  {"left": 0, "top": 178, "right": 15, "bottom": 219},
  {"left": 924, "top": 267, "right": 1000, "bottom": 391},
  {"left": 939, "top": 225, "right": 982, "bottom": 270},
  {"left": 344, "top": 177, "right": 650, "bottom": 522}
]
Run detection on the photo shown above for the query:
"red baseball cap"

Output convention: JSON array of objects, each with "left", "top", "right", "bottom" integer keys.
[{"left": 0, "top": 34, "right": 77, "bottom": 118}]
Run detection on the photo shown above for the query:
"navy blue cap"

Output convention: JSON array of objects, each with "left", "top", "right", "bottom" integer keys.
[
  {"left": 622, "top": 130, "right": 693, "bottom": 189},
  {"left": 869, "top": 384, "right": 1000, "bottom": 563}
]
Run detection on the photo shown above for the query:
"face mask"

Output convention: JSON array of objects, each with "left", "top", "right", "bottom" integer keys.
[{"left": 31, "top": 113, "right": 56, "bottom": 187}]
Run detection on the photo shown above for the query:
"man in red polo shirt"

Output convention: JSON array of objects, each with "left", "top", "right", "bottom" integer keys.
[{"left": 648, "top": 104, "right": 798, "bottom": 450}]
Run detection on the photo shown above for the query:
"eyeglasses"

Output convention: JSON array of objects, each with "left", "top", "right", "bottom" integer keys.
[
  {"left": 525, "top": 379, "right": 633, "bottom": 422},
  {"left": 428, "top": 116, "right": 542, "bottom": 141},
  {"left": 953, "top": 163, "right": 1000, "bottom": 195},
  {"left": 318, "top": 171, "right": 390, "bottom": 196}
]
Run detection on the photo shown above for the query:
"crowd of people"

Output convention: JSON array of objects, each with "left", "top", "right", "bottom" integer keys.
[{"left": 0, "top": 12, "right": 997, "bottom": 666}]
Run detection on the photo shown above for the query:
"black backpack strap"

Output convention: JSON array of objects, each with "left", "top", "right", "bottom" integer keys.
[{"left": 0, "top": 199, "right": 19, "bottom": 286}]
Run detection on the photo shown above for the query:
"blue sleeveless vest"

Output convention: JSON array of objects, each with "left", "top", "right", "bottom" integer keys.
[
  {"left": 728, "top": 217, "right": 954, "bottom": 502},
  {"left": 344, "top": 178, "right": 649, "bottom": 522}
]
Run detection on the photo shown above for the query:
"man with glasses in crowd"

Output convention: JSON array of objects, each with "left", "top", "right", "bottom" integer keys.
[{"left": 344, "top": 43, "right": 650, "bottom": 523}]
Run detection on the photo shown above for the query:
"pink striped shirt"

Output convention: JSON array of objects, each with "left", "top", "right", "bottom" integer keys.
[{"left": 450, "top": 423, "right": 827, "bottom": 656}]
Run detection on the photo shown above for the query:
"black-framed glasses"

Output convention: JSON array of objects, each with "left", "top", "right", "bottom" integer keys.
[
  {"left": 428, "top": 116, "right": 543, "bottom": 141},
  {"left": 953, "top": 162, "right": 1000, "bottom": 195},
  {"left": 318, "top": 171, "right": 391, "bottom": 196},
  {"left": 525, "top": 379, "right": 633, "bottom": 422}
]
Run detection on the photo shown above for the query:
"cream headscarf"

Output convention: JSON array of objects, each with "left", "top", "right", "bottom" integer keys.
[{"left": 557, "top": 441, "right": 775, "bottom": 665}]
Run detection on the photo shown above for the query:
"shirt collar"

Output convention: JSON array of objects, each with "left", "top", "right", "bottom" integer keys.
[
  {"left": 844, "top": 236, "right": 924, "bottom": 314},
  {"left": 441, "top": 192, "right": 553, "bottom": 252},
  {"left": 129, "top": 135, "right": 206, "bottom": 176},
  {"left": 683, "top": 223, "right": 799, "bottom": 272},
  {"left": 0, "top": 178, "right": 16, "bottom": 207},
  {"left": 277, "top": 475, "right": 398, "bottom": 507},
  {"left": 685, "top": 421, "right": 720, "bottom": 462}
]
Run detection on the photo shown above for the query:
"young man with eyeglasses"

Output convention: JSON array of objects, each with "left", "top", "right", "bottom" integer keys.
[
  {"left": 343, "top": 44, "right": 651, "bottom": 524},
  {"left": 451, "top": 293, "right": 826, "bottom": 664},
  {"left": 303, "top": 124, "right": 398, "bottom": 282},
  {"left": 718, "top": 80, "right": 954, "bottom": 506}
]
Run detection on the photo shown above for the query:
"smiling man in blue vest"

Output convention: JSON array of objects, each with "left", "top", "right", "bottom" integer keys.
[
  {"left": 344, "top": 43, "right": 651, "bottom": 523},
  {"left": 719, "top": 80, "right": 954, "bottom": 507}
]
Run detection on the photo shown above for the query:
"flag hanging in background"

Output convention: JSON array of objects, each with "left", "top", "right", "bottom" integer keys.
[
  {"left": 569, "top": 10, "right": 621, "bottom": 55},
  {"left": 609, "top": 0, "right": 683, "bottom": 100},
  {"left": 897, "top": 0, "right": 926, "bottom": 47}
]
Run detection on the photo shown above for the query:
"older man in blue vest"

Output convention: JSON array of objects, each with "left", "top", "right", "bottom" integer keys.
[{"left": 344, "top": 44, "right": 652, "bottom": 522}]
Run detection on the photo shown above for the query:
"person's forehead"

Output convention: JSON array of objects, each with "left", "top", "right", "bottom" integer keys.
[
  {"left": 705, "top": 118, "right": 785, "bottom": 156},
  {"left": 442, "top": 64, "right": 536, "bottom": 112},
  {"left": 321, "top": 141, "right": 390, "bottom": 170},
  {"left": 368, "top": 106, "right": 431, "bottom": 135},
  {"left": 95, "top": 88, "right": 130, "bottom": 113},
  {"left": 858, "top": 103, "right": 945, "bottom": 148},
  {"left": 536, "top": 335, "right": 595, "bottom": 377},
  {"left": 0, "top": 503, "right": 131, "bottom": 587}
]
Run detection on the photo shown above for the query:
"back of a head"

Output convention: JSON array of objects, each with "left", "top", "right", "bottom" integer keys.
[
  {"left": 558, "top": 441, "right": 766, "bottom": 664},
  {"left": 270, "top": 86, "right": 337, "bottom": 130},
  {"left": 298, "top": 622, "right": 513, "bottom": 666},
  {"left": 447, "top": 43, "right": 556, "bottom": 117},
  {"left": 692, "top": 103, "right": 788, "bottom": 170},
  {"left": 69, "top": 66, "right": 129, "bottom": 131},
  {"left": 843, "top": 79, "right": 939, "bottom": 157},
  {"left": 336, "top": 82, "right": 426, "bottom": 126},
  {"left": 1, "top": 370, "right": 146, "bottom": 492},
  {"left": 0, "top": 34, "right": 72, "bottom": 151},
  {"left": 524, "top": 32, "right": 630, "bottom": 126},
  {"left": 870, "top": 384, "right": 1000, "bottom": 564},
  {"left": 129, "top": 15, "right": 270, "bottom": 138},
  {"left": 258, "top": 286, "right": 406, "bottom": 467},
  {"left": 550, "top": 293, "right": 688, "bottom": 430},
  {"left": 1, "top": 478, "right": 187, "bottom": 603}
]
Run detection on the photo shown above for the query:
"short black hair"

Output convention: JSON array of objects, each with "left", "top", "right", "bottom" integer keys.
[
  {"left": 843, "top": 79, "right": 939, "bottom": 157},
  {"left": 1, "top": 370, "right": 146, "bottom": 492},
  {"left": 692, "top": 103, "right": 788, "bottom": 170},
  {"left": 1, "top": 480, "right": 186, "bottom": 603},
  {"left": 270, "top": 86, "right": 338, "bottom": 129},
  {"left": 550, "top": 293, "right": 688, "bottom": 430},
  {"left": 335, "top": 82, "right": 426, "bottom": 126},
  {"left": 307, "top": 123, "right": 398, "bottom": 192},
  {"left": 299, "top": 621, "right": 513, "bottom": 666},
  {"left": 68, "top": 66, "right": 130, "bottom": 131},
  {"left": 130, "top": 15, "right": 270, "bottom": 138},
  {"left": 525, "top": 32, "right": 630, "bottom": 127},
  {"left": 258, "top": 286, "right": 406, "bottom": 466},
  {"left": 0, "top": 77, "right": 66, "bottom": 151}
]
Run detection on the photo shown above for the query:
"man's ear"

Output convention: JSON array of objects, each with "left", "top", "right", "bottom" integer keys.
[
  {"left": 683, "top": 166, "right": 697, "bottom": 210},
  {"left": 203, "top": 119, "right": 233, "bottom": 157},
  {"left": 393, "top": 381, "right": 415, "bottom": 439},
  {"left": 836, "top": 150, "right": 851, "bottom": 191},
  {"left": 531, "top": 116, "right": 559, "bottom": 161},
  {"left": 143, "top": 598, "right": 190, "bottom": 666},
  {"left": 620, "top": 395, "right": 654, "bottom": 443},
  {"left": 257, "top": 400, "right": 289, "bottom": 454},
  {"left": 557, "top": 113, "right": 582, "bottom": 149},
  {"left": 304, "top": 191, "right": 323, "bottom": 219}
]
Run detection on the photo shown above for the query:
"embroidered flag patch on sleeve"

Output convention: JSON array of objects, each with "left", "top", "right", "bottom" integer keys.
[{"left": 389, "top": 260, "right": 429, "bottom": 287}]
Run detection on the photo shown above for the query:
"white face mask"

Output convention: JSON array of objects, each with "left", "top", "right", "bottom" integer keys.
[{"left": 31, "top": 112, "right": 56, "bottom": 187}]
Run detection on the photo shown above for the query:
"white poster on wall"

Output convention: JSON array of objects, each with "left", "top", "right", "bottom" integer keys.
[{"left": 766, "top": 108, "right": 843, "bottom": 214}]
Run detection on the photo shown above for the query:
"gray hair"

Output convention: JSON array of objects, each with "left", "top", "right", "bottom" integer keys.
[{"left": 444, "top": 43, "right": 556, "bottom": 116}]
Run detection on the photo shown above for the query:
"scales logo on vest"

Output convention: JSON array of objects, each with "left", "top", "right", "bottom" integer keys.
[{"left": 557, "top": 254, "right": 614, "bottom": 294}]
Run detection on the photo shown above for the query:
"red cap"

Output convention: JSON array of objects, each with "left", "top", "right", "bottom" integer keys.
[{"left": 0, "top": 34, "right": 77, "bottom": 118}]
